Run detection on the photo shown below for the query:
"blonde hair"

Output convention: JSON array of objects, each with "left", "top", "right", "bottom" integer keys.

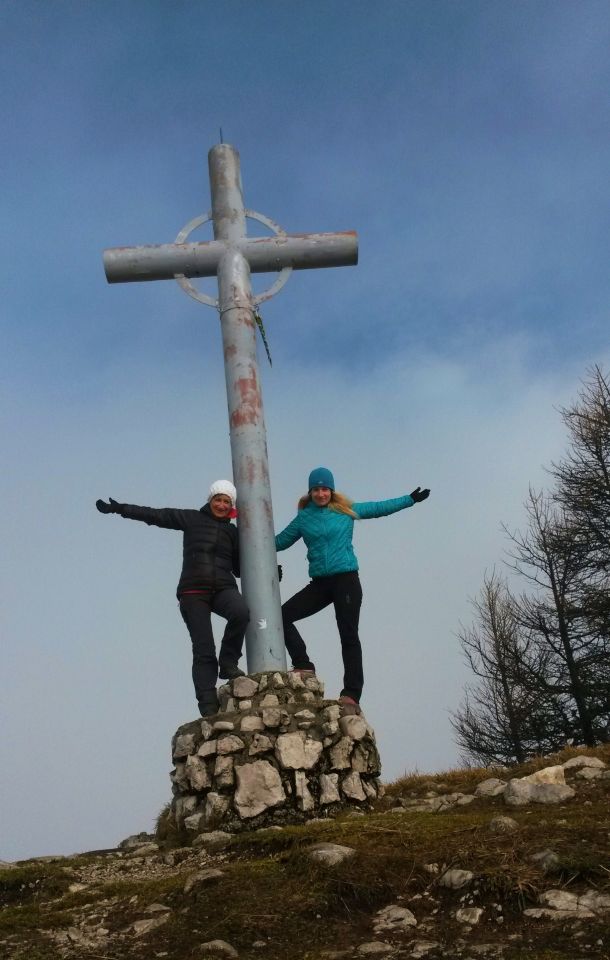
[{"left": 298, "top": 490, "right": 359, "bottom": 519}]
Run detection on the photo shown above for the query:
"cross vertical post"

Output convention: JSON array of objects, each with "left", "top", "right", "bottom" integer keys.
[
  {"left": 209, "top": 146, "right": 283, "bottom": 672},
  {"left": 102, "top": 142, "right": 358, "bottom": 674}
]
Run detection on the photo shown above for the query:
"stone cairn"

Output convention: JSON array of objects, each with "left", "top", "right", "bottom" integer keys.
[{"left": 169, "top": 671, "right": 381, "bottom": 836}]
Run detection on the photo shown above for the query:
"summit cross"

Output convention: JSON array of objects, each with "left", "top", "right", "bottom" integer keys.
[{"left": 102, "top": 143, "right": 358, "bottom": 673}]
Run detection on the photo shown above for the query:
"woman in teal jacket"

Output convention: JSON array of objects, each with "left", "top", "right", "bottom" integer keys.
[{"left": 275, "top": 467, "right": 430, "bottom": 710}]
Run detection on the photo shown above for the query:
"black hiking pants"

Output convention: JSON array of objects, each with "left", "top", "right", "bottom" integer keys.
[
  {"left": 179, "top": 589, "right": 248, "bottom": 708},
  {"left": 281, "top": 571, "right": 363, "bottom": 702}
]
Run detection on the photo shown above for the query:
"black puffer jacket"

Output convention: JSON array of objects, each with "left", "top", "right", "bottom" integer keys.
[{"left": 116, "top": 502, "right": 240, "bottom": 596}]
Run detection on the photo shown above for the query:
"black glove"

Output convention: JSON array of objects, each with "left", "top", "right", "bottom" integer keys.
[
  {"left": 277, "top": 564, "right": 283, "bottom": 582},
  {"left": 96, "top": 498, "right": 122, "bottom": 514},
  {"left": 409, "top": 487, "right": 430, "bottom": 503}
]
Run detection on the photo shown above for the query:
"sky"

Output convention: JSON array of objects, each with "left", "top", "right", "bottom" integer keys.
[{"left": 1, "top": 0, "right": 609, "bottom": 862}]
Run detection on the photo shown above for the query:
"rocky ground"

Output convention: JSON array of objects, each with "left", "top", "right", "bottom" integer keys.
[{"left": 1, "top": 745, "right": 609, "bottom": 960}]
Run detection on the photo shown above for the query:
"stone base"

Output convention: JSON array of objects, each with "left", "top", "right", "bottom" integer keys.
[{"left": 169, "top": 671, "right": 381, "bottom": 835}]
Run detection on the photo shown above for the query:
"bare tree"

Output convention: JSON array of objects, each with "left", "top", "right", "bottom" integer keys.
[
  {"left": 551, "top": 366, "right": 610, "bottom": 561},
  {"left": 550, "top": 365, "right": 610, "bottom": 648},
  {"left": 505, "top": 489, "right": 608, "bottom": 747},
  {"left": 451, "top": 573, "right": 555, "bottom": 765},
  {"left": 453, "top": 369, "right": 610, "bottom": 763}
]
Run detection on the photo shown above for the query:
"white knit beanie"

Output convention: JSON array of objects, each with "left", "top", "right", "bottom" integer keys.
[{"left": 208, "top": 479, "right": 237, "bottom": 506}]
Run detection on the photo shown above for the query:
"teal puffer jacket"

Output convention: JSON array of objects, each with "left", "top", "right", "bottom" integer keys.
[{"left": 275, "top": 494, "right": 414, "bottom": 578}]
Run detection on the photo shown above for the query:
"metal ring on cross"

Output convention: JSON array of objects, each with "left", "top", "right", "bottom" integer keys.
[{"left": 174, "top": 210, "right": 293, "bottom": 308}]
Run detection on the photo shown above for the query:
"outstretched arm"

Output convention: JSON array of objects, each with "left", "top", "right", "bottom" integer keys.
[
  {"left": 275, "top": 515, "right": 302, "bottom": 552},
  {"left": 352, "top": 487, "right": 430, "bottom": 520},
  {"left": 95, "top": 499, "right": 186, "bottom": 530}
]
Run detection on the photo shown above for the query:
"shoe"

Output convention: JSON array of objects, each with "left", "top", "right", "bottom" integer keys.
[
  {"left": 218, "top": 662, "right": 246, "bottom": 680},
  {"left": 338, "top": 695, "right": 361, "bottom": 716},
  {"left": 289, "top": 667, "right": 316, "bottom": 677}
]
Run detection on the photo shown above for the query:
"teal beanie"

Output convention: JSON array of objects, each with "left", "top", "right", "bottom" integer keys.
[{"left": 308, "top": 467, "right": 335, "bottom": 491}]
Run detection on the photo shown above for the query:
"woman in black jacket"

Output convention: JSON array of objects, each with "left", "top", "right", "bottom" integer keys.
[{"left": 96, "top": 480, "right": 248, "bottom": 716}]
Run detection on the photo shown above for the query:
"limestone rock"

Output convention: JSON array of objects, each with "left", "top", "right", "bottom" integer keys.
[
  {"left": 170, "top": 762, "right": 189, "bottom": 791},
  {"left": 538, "top": 889, "right": 593, "bottom": 916},
  {"left": 305, "top": 675, "right": 323, "bottom": 694},
  {"left": 212, "top": 721, "right": 235, "bottom": 732},
  {"left": 320, "top": 773, "right": 341, "bottom": 805},
  {"left": 200, "top": 720, "right": 214, "bottom": 739},
  {"left": 521, "top": 764, "right": 565, "bottom": 785},
  {"left": 410, "top": 942, "right": 441, "bottom": 958},
  {"left": 287, "top": 672, "right": 305, "bottom": 689},
  {"left": 522, "top": 886, "right": 609, "bottom": 919},
  {"left": 217, "top": 735, "right": 244, "bottom": 755},
  {"left": 330, "top": 736, "right": 353, "bottom": 770},
  {"left": 322, "top": 705, "right": 341, "bottom": 722},
  {"left": 132, "top": 914, "right": 170, "bottom": 936},
  {"left": 205, "top": 792, "right": 230, "bottom": 824},
  {"left": 475, "top": 778, "right": 507, "bottom": 798},
  {"left": 579, "top": 889, "right": 610, "bottom": 913},
  {"left": 504, "top": 779, "right": 575, "bottom": 807},
  {"left": 198, "top": 740, "right": 218, "bottom": 758},
  {"left": 234, "top": 760, "right": 285, "bottom": 818},
  {"left": 322, "top": 720, "right": 339, "bottom": 736},
  {"left": 186, "top": 754, "right": 211, "bottom": 791},
  {"left": 184, "top": 868, "right": 225, "bottom": 894},
  {"left": 523, "top": 907, "right": 585, "bottom": 920},
  {"left": 294, "top": 709, "right": 316, "bottom": 722},
  {"left": 439, "top": 868, "right": 474, "bottom": 889},
  {"left": 260, "top": 693, "right": 280, "bottom": 707},
  {"left": 456, "top": 907, "right": 483, "bottom": 924},
  {"left": 193, "top": 830, "right": 233, "bottom": 852},
  {"left": 183, "top": 812, "right": 206, "bottom": 833},
  {"left": 240, "top": 715, "right": 264, "bottom": 733},
  {"left": 144, "top": 902, "right": 171, "bottom": 914},
  {"left": 275, "top": 731, "right": 323, "bottom": 770},
  {"left": 341, "top": 770, "right": 366, "bottom": 801},
  {"left": 373, "top": 903, "right": 417, "bottom": 932},
  {"left": 562, "top": 755, "right": 606, "bottom": 770},
  {"left": 200, "top": 939, "right": 240, "bottom": 958},
  {"left": 127, "top": 842, "right": 160, "bottom": 858},
  {"left": 339, "top": 715, "right": 367, "bottom": 740},
  {"left": 214, "top": 755, "right": 235, "bottom": 787},
  {"left": 249, "top": 733, "right": 274, "bottom": 756},
  {"left": 174, "top": 795, "right": 198, "bottom": 824},
  {"left": 262, "top": 707, "right": 281, "bottom": 727},
  {"left": 233, "top": 676, "right": 259, "bottom": 698},
  {"left": 294, "top": 770, "right": 315, "bottom": 811},
  {"left": 576, "top": 766, "right": 603, "bottom": 780},
  {"left": 173, "top": 733, "right": 197, "bottom": 758},
  {"left": 362, "top": 779, "right": 378, "bottom": 800},
  {"left": 307, "top": 842, "right": 356, "bottom": 866}
]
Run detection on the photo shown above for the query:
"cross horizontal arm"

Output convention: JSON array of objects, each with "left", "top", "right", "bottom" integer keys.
[{"left": 103, "top": 232, "right": 358, "bottom": 284}]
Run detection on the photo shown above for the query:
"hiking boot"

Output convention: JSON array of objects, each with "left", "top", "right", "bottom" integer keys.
[
  {"left": 338, "top": 695, "right": 361, "bottom": 716},
  {"left": 218, "top": 662, "right": 246, "bottom": 681}
]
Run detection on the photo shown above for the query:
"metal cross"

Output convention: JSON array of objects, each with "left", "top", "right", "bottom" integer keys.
[{"left": 102, "top": 143, "right": 358, "bottom": 674}]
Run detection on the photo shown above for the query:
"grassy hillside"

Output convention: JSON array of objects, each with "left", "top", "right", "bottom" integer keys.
[{"left": 1, "top": 745, "right": 608, "bottom": 960}]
